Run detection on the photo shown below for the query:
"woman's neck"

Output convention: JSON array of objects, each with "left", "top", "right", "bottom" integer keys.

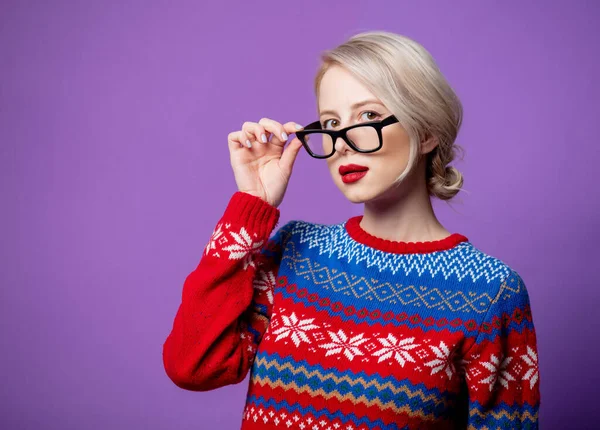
[{"left": 360, "top": 173, "right": 451, "bottom": 243}]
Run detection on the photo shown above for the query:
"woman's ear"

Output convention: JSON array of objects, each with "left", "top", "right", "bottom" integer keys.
[{"left": 420, "top": 135, "right": 439, "bottom": 155}]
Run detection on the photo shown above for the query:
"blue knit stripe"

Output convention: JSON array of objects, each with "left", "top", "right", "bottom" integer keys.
[
  {"left": 276, "top": 269, "right": 499, "bottom": 315},
  {"left": 284, "top": 221, "right": 509, "bottom": 284}
]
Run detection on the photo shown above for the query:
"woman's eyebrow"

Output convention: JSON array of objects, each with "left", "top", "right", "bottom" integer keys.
[{"left": 319, "top": 99, "right": 384, "bottom": 117}]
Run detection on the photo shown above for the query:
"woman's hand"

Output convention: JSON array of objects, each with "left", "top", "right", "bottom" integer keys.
[{"left": 228, "top": 118, "right": 304, "bottom": 208}]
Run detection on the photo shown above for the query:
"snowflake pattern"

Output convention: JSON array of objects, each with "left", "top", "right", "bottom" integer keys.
[
  {"left": 319, "top": 329, "right": 369, "bottom": 361},
  {"left": 479, "top": 353, "right": 516, "bottom": 391},
  {"left": 521, "top": 345, "right": 539, "bottom": 389},
  {"left": 271, "top": 312, "right": 319, "bottom": 347},
  {"left": 253, "top": 269, "right": 276, "bottom": 304},
  {"left": 372, "top": 334, "right": 420, "bottom": 367},
  {"left": 220, "top": 226, "right": 264, "bottom": 269},
  {"left": 265, "top": 310, "right": 537, "bottom": 399},
  {"left": 423, "top": 340, "right": 458, "bottom": 379}
]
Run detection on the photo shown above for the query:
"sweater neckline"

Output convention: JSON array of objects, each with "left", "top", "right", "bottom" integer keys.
[{"left": 344, "top": 215, "right": 469, "bottom": 254}]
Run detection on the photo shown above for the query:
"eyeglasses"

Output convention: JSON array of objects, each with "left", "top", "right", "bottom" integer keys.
[{"left": 295, "top": 115, "right": 399, "bottom": 159}]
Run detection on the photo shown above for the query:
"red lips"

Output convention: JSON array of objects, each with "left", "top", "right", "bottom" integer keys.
[
  {"left": 339, "top": 164, "right": 369, "bottom": 184},
  {"left": 339, "top": 164, "right": 369, "bottom": 175}
]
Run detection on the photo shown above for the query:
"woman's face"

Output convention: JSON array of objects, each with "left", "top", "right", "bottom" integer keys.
[{"left": 318, "top": 65, "right": 413, "bottom": 204}]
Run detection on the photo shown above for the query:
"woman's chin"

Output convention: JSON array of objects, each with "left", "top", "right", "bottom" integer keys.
[
  {"left": 336, "top": 178, "right": 402, "bottom": 205},
  {"left": 337, "top": 182, "right": 377, "bottom": 204}
]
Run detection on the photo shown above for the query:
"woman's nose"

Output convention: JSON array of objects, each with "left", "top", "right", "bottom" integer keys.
[{"left": 333, "top": 136, "right": 352, "bottom": 155}]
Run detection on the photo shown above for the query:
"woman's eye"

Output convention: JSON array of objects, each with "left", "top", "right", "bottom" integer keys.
[
  {"left": 323, "top": 119, "right": 337, "bottom": 129},
  {"left": 362, "top": 111, "right": 380, "bottom": 121}
]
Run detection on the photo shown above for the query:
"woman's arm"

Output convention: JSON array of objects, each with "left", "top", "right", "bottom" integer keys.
[
  {"left": 462, "top": 269, "right": 540, "bottom": 428},
  {"left": 162, "top": 191, "right": 292, "bottom": 391}
]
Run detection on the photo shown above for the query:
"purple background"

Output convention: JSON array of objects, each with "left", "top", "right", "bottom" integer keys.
[{"left": 2, "top": 1, "right": 598, "bottom": 429}]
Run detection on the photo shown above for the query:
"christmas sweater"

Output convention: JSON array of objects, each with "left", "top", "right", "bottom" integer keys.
[{"left": 163, "top": 191, "right": 541, "bottom": 429}]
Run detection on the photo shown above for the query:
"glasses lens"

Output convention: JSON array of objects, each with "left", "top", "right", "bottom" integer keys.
[
  {"left": 347, "top": 125, "right": 380, "bottom": 151},
  {"left": 302, "top": 125, "right": 380, "bottom": 157},
  {"left": 304, "top": 132, "right": 334, "bottom": 157}
]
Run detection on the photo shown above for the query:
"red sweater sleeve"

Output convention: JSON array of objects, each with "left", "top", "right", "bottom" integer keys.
[{"left": 162, "top": 191, "right": 289, "bottom": 391}]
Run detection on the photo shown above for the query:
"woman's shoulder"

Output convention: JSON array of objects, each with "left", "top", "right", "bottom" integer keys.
[
  {"left": 460, "top": 241, "right": 523, "bottom": 277},
  {"left": 458, "top": 241, "right": 531, "bottom": 306}
]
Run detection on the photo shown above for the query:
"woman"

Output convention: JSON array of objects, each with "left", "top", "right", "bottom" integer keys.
[{"left": 163, "top": 31, "right": 540, "bottom": 429}]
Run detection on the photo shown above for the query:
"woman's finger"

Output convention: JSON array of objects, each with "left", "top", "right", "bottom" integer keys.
[
  {"left": 228, "top": 130, "right": 249, "bottom": 150},
  {"left": 279, "top": 138, "right": 304, "bottom": 175},
  {"left": 242, "top": 121, "right": 267, "bottom": 147},
  {"left": 283, "top": 121, "right": 304, "bottom": 136},
  {"left": 258, "top": 118, "right": 289, "bottom": 147}
]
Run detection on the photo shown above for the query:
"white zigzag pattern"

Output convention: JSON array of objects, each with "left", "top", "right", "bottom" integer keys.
[{"left": 284, "top": 221, "right": 510, "bottom": 284}]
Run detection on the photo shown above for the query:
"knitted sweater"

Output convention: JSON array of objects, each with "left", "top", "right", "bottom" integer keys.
[{"left": 163, "top": 192, "right": 541, "bottom": 429}]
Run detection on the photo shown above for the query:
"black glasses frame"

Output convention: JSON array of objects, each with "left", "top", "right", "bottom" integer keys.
[{"left": 295, "top": 115, "right": 400, "bottom": 159}]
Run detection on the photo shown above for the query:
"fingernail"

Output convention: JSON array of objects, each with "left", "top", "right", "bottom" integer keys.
[
  {"left": 245, "top": 139, "right": 252, "bottom": 148},
  {"left": 281, "top": 132, "right": 288, "bottom": 140},
  {"left": 294, "top": 123, "right": 303, "bottom": 130},
  {"left": 261, "top": 133, "right": 267, "bottom": 143}
]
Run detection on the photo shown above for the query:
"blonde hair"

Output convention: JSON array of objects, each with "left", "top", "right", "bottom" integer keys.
[{"left": 314, "top": 31, "right": 464, "bottom": 201}]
